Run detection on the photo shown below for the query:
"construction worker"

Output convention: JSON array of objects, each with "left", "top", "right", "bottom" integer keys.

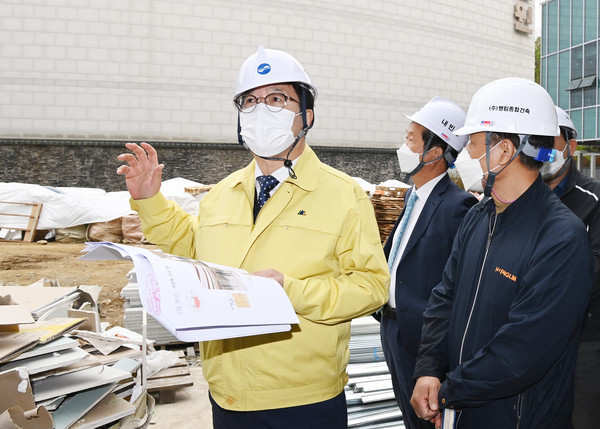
[
  {"left": 410, "top": 78, "right": 592, "bottom": 428},
  {"left": 541, "top": 106, "right": 600, "bottom": 428},
  {"left": 378, "top": 97, "right": 477, "bottom": 429},
  {"left": 116, "top": 46, "right": 389, "bottom": 429}
]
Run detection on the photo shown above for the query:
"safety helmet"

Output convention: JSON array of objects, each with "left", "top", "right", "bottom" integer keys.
[
  {"left": 455, "top": 77, "right": 559, "bottom": 137},
  {"left": 404, "top": 96, "right": 468, "bottom": 152},
  {"left": 555, "top": 106, "right": 578, "bottom": 138},
  {"left": 234, "top": 46, "right": 318, "bottom": 100}
]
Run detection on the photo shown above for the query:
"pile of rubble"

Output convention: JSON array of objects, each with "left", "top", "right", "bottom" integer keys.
[{"left": 0, "top": 281, "right": 191, "bottom": 429}]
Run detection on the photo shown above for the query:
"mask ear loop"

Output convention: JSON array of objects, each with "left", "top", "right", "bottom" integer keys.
[
  {"left": 243, "top": 86, "right": 312, "bottom": 180},
  {"left": 547, "top": 128, "right": 574, "bottom": 181},
  {"left": 398, "top": 132, "right": 437, "bottom": 184},
  {"left": 482, "top": 133, "right": 528, "bottom": 200}
]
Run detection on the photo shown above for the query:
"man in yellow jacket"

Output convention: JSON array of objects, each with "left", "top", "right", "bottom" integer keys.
[{"left": 117, "top": 46, "right": 389, "bottom": 429}]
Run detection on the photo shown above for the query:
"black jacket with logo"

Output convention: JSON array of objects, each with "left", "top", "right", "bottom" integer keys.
[
  {"left": 414, "top": 176, "right": 593, "bottom": 428},
  {"left": 559, "top": 162, "right": 600, "bottom": 341}
]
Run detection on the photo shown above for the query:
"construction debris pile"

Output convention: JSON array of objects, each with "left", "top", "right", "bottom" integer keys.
[
  {"left": 346, "top": 317, "right": 404, "bottom": 428},
  {"left": 0, "top": 281, "right": 191, "bottom": 429}
]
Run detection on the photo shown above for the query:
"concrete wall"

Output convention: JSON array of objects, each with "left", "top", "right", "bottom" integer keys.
[
  {"left": 0, "top": 0, "right": 535, "bottom": 150},
  {"left": 0, "top": 139, "right": 398, "bottom": 191}
]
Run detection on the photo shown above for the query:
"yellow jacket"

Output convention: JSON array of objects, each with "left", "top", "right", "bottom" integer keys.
[{"left": 131, "top": 145, "right": 389, "bottom": 411}]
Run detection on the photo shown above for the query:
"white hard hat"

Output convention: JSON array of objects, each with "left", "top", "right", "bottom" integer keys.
[
  {"left": 555, "top": 106, "right": 578, "bottom": 138},
  {"left": 404, "top": 96, "right": 468, "bottom": 152},
  {"left": 455, "top": 77, "right": 560, "bottom": 137},
  {"left": 234, "top": 46, "right": 318, "bottom": 100}
]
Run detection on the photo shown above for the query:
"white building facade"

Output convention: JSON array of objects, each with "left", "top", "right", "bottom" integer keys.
[{"left": 0, "top": 0, "right": 535, "bottom": 149}]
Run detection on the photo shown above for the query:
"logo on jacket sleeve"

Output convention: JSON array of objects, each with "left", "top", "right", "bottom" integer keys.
[{"left": 495, "top": 266, "right": 517, "bottom": 282}]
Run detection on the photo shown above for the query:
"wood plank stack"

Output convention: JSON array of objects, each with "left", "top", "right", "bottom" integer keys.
[
  {"left": 147, "top": 357, "right": 193, "bottom": 404},
  {"left": 370, "top": 186, "right": 408, "bottom": 244}
]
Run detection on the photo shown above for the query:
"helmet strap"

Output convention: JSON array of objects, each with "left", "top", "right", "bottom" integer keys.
[
  {"left": 443, "top": 147, "right": 457, "bottom": 168},
  {"left": 237, "top": 114, "right": 244, "bottom": 146},
  {"left": 399, "top": 132, "right": 438, "bottom": 183},
  {"left": 483, "top": 132, "right": 527, "bottom": 198}
]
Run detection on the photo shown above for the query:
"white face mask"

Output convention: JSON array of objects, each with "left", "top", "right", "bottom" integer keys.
[
  {"left": 396, "top": 144, "right": 423, "bottom": 174},
  {"left": 239, "top": 104, "right": 299, "bottom": 157},
  {"left": 540, "top": 145, "right": 568, "bottom": 179},
  {"left": 454, "top": 143, "right": 501, "bottom": 193}
]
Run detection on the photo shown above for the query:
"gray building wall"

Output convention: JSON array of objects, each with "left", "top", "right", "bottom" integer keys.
[{"left": 1, "top": 0, "right": 535, "bottom": 149}]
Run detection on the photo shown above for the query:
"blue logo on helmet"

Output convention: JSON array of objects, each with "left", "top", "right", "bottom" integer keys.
[{"left": 257, "top": 63, "right": 271, "bottom": 75}]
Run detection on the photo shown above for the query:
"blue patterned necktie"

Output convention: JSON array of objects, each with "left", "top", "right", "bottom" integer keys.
[
  {"left": 256, "top": 175, "right": 279, "bottom": 211},
  {"left": 388, "top": 191, "right": 418, "bottom": 271}
]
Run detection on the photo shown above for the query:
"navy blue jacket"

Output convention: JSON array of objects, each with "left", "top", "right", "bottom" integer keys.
[
  {"left": 414, "top": 176, "right": 593, "bottom": 428},
  {"left": 559, "top": 163, "right": 600, "bottom": 341},
  {"left": 383, "top": 174, "right": 477, "bottom": 355}
]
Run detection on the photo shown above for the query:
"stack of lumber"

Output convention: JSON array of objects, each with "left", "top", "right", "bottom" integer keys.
[{"left": 371, "top": 186, "right": 408, "bottom": 243}]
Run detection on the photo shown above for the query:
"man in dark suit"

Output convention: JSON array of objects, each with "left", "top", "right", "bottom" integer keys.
[{"left": 379, "top": 97, "right": 477, "bottom": 429}]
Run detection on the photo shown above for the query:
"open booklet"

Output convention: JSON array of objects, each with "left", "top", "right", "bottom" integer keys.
[{"left": 80, "top": 242, "right": 299, "bottom": 342}]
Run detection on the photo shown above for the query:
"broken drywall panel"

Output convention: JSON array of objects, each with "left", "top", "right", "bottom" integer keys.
[
  {"left": 31, "top": 364, "right": 133, "bottom": 402},
  {"left": 0, "top": 405, "right": 53, "bottom": 429},
  {"left": 67, "top": 308, "right": 100, "bottom": 333},
  {"left": 70, "top": 393, "right": 135, "bottom": 429},
  {"left": 0, "top": 286, "right": 79, "bottom": 318},
  {"left": 12, "top": 337, "right": 79, "bottom": 361},
  {"left": 0, "top": 346, "right": 89, "bottom": 375},
  {"left": 19, "top": 317, "right": 86, "bottom": 344},
  {"left": 0, "top": 368, "right": 35, "bottom": 414},
  {"left": 0, "top": 332, "right": 40, "bottom": 363},
  {"left": 0, "top": 300, "right": 35, "bottom": 331},
  {"left": 52, "top": 383, "right": 117, "bottom": 429},
  {"left": 30, "top": 353, "right": 101, "bottom": 382},
  {"left": 36, "top": 396, "right": 65, "bottom": 412}
]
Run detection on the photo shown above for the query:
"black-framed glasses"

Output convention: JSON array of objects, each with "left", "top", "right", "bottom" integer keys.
[{"left": 234, "top": 92, "right": 300, "bottom": 113}]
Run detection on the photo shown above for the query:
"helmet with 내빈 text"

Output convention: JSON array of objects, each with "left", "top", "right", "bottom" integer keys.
[
  {"left": 233, "top": 46, "right": 318, "bottom": 101},
  {"left": 455, "top": 77, "right": 560, "bottom": 138},
  {"left": 404, "top": 96, "right": 469, "bottom": 153}
]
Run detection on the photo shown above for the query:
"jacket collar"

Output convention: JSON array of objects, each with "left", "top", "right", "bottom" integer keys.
[
  {"left": 483, "top": 174, "right": 551, "bottom": 219},
  {"left": 398, "top": 174, "right": 451, "bottom": 261},
  {"left": 229, "top": 144, "right": 321, "bottom": 201},
  {"left": 384, "top": 173, "right": 452, "bottom": 256}
]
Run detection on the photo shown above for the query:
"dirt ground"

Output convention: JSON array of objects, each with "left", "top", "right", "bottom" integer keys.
[{"left": 0, "top": 241, "right": 136, "bottom": 327}]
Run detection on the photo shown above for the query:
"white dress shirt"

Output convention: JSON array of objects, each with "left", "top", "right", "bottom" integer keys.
[
  {"left": 388, "top": 172, "right": 447, "bottom": 308},
  {"left": 254, "top": 155, "right": 301, "bottom": 197}
]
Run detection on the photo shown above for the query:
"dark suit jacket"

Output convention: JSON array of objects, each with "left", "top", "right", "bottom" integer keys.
[{"left": 383, "top": 174, "right": 477, "bottom": 356}]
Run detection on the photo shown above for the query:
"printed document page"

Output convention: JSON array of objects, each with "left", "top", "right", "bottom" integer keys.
[{"left": 81, "top": 242, "right": 299, "bottom": 341}]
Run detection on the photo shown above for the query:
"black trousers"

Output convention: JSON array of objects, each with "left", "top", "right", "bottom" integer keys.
[
  {"left": 210, "top": 390, "right": 348, "bottom": 429},
  {"left": 380, "top": 313, "right": 434, "bottom": 429},
  {"left": 573, "top": 339, "right": 600, "bottom": 428}
]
